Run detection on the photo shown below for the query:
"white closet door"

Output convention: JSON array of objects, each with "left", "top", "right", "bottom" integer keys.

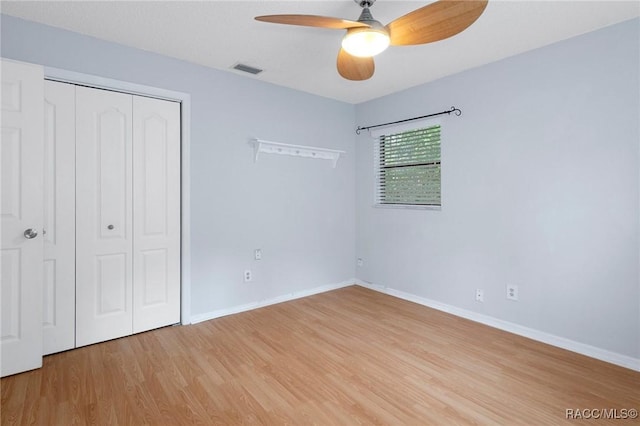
[
  {"left": 43, "top": 81, "right": 76, "bottom": 355},
  {"left": 1, "top": 59, "right": 44, "bottom": 377},
  {"left": 75, "top": 86, "right": 133, "bottom": 347},
  {"left": 132, "top": 96, "right": 181, "bottom": 333}
]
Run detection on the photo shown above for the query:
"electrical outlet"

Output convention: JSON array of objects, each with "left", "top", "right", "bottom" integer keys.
[
  {"left": 254, "top": 249, "right": 262, "bottom": 260},
  {"left": 357, "top": 258, "right": 363, "bottom": 267},
  {"left": 507, "top": 284, "right": 518, "bottom": 301},
  {"left": 244, "top": 270, "right": 252, "bottom": 282},
  {"left": 475, "top": 289, "right": 484, "bottom": 302}
]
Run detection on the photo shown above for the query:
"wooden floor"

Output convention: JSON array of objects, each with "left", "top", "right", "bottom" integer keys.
[{"left": 1, "top": 286, "right": 638, "bottom": 425}]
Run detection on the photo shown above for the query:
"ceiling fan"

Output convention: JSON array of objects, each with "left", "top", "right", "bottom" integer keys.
[{"left": 255, "top": 0, "right": 488, "bottom": 81}]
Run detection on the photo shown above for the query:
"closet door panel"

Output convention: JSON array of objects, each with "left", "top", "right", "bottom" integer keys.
[
  {"left": 132, "top": 96, "right": 180, "bottom": 333},
  {"left": 43, "top": 80, "right": 76, "bottom": 355},
  {"left": 1, "top": 59, "right": 44, "bottom": 377},
  {"left": 76, "top": 87, "right": 133, "bottom": 347}
]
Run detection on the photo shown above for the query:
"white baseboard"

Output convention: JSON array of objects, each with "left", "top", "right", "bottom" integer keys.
[
  {"left": 355, "top": 279, "right": 640, "bottom": 372},
  {"left": 189, "top": 279, "right": 355, "bottom": 324}
]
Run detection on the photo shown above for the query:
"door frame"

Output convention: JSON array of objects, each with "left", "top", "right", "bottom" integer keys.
[{"left": 44, "top": 67, "right": 192, "bottom": 325}]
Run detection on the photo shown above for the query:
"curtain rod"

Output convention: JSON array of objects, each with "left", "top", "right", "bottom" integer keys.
[{"left": 356, "top": 106, "right": 462, "bottom": 135}]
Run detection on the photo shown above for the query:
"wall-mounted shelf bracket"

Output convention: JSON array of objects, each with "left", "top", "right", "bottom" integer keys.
[{"left": 251, "top": 139, "right": 345, "bottom": 168}]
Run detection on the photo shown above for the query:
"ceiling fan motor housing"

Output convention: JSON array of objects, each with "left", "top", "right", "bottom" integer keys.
[
  {"left": 356, "top": 7, "right": 387, "bottom": 34},
  {"left": 356, "top": 0, "right": 376, "bottom": 8}
]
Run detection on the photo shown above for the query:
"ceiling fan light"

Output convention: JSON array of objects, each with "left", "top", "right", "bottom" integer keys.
[{"left": 342, "top": 27, "right": 390, "bottom": 58}]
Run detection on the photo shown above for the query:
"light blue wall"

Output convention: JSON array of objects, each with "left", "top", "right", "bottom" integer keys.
[
  {"left": 355, "top": 18, "right": 640, "bottom": 358},
  {"left": 1, "top": 14, "right": 357, "bottom": 317}
]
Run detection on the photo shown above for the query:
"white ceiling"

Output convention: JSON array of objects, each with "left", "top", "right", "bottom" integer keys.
[{"left": 2, "top": 1, "right": 639, "bottom": 104}]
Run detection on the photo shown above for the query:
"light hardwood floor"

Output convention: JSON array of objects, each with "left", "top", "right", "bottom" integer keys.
[{"left": 1, "top": 286, "right": 638, "bottom": 425}]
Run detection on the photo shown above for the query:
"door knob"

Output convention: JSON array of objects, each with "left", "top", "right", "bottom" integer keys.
[
  {"left": 107, "top": 224, "right": 114, "bottom": 230},
  {"left": 24, "top": 228, "right": 38, "bottom": 239}
]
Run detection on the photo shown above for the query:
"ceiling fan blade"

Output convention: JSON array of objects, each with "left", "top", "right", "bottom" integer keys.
[
  {"left": 386, "top": 0, "right": 488, "bottom": 46},
  {"left": 255, "top": 15, "right": 370, "bottom": 30},
  {"left": 337, "top": 48, "right": 374, "bottom": 81}
]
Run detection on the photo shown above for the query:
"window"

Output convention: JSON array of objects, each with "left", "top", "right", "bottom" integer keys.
[{"left": 374, "top": 124, "right": 441, "bottom": 207}]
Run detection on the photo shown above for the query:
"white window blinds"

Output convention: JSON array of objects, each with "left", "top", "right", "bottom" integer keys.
[{"left": 374, "top": 124, "right": 441, "bottom": 207}]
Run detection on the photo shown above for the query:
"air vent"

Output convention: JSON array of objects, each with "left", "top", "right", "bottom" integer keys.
[{"left": 231, "top": 63, "right": 263, "bottom": 75}]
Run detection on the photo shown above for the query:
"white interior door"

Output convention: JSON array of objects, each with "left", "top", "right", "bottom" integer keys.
[
  {"left": 132, "top": 96, "right": 181, "bottom": 333},
  {"left": 75, "top": 86, "right": 133, "bottom": 347},
  {"left": 43, "top": 80, "right": 76, "bottom": 355},
  {"left": 1, "top": 59, "right": 44, "bottom": 377}
]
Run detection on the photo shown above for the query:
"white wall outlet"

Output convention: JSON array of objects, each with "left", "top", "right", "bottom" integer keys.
[
  {"left": 507, "top": 284, "right": 519, "bottom": 301},
  {"left": 244, "top": 270, "right": 252, "bottom": 282},
  {"left": 357, "top": 258, "right": 363, "bottom": 267},
  {"left": 254, "top": 249, "right": 262, "bottom": 260},
  {"left": 475, "top": 289, "right": 484, "bottom": 302}
]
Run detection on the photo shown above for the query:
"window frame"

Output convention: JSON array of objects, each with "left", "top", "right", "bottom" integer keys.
[{"left": 371, "top": 119, "right": 442, "bottom": 211}]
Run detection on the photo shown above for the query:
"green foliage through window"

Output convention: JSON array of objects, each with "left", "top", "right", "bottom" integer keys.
[{"left": 375, "top": 125, "right": 441, "bottom": 206}]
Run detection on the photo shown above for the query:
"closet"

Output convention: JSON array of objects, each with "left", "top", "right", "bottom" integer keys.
[
  {"left": 47, "top": 81, "right": 181, "bottom": 351},
  {"left": 1, "top": 59, "right": 181, "bottom": 376}
]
